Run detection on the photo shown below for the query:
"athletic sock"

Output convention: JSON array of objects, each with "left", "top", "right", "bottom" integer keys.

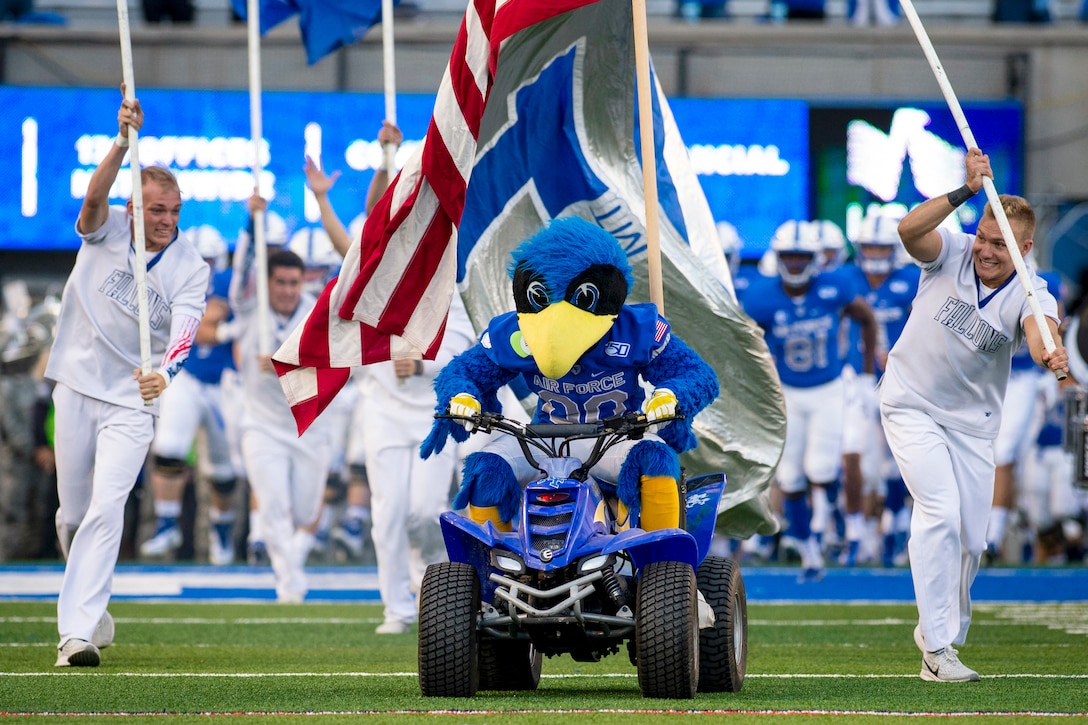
[
  {"left": 153, "top": 500, "right": 182, "bottom": 521},
  {"left": 346, "top": 504, "right": 371, "bottom": 524},
  {"left": 987, "top": 506, "right": 1009, "bottom": 550},
  {"left": 209, "top": 508, "right": 235, "bottom": 546},
  {"left": 784, "top": 495, "right": 813, "bottom": 541}
]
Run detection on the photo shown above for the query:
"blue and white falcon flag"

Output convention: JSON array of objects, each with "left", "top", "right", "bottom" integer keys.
[{"left": 456, "top": 0, "right": 785, "bottom": 537}]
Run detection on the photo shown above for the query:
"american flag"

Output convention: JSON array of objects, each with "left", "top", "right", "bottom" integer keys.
[{"left": 273, "top": 0, "right": 602, "bottom": 433}]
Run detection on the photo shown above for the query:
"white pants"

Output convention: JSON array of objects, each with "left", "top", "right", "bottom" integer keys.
[
  {"left": 151, "top": 370, "right": 234, "bottom": 480},
  {"left": 53, "top": 384, "right": 154, "bottom": 643},
  {"left": 1022, "top": 446, "right": 1079, "bottom": 530},
  {"left": 881, "top": 403, "right": 993, "bottom": 651},
  {"left": 778, "top": 378, "right": 846, "bottom": 493},
  {"left": 362, "top": 389, "right": 455, "bottom": 625},
  {"left": 241, "top": 426, "right": 329, "bottom": 600}
]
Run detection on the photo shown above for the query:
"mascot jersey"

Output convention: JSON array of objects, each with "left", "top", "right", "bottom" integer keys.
[{"left": 481, "top": 303, "right": 668, "bottom": 425}]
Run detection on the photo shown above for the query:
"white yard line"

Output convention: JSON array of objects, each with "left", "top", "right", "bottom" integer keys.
[{"left": 2, "top": 671, "right": 1086, "bottom": 678}]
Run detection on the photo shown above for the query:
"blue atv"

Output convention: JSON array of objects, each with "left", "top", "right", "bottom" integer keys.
[{"left": 417, "top": 411, "right": 747, "bottom": 699}]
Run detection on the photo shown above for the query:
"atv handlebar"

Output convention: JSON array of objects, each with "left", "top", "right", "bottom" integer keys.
[{"left": 435, "top": 409, "right": 683, "bottom": 476}]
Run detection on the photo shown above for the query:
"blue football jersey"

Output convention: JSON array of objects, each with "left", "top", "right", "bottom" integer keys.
[
  {"left": 183, "top": 267, "right": 235, "bottom": 385},
  {"left": 743, "top": 269, "right": 857, "bottom": 388},
  {"left": 843, "top": 263, "right": 920, "bottom": 376},
  {"left": 482, "top": 303, "right": 668, "bottom": 424}
]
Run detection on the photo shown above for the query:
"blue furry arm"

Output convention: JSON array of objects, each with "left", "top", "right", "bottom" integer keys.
[
  {"left": 420, "top": 344, "right": 516, "bottom": 458},
  {"left": 642, "top": 334, "right": 719, "bottom": 453}
]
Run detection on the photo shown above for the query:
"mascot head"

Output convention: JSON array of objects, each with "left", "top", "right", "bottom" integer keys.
[{"left": 508, "top": 217, "right": 634, "bottom": 379}]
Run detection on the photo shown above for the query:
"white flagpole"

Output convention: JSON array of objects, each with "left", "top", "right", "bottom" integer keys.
[
  {"left": 899, "top": 0, "right": 1062, "bottom": 378},
  {"left": 631, "top": 0, "right": 663, "bottom": 315},
  {"left": 116, "top": 0, "right": 153, "bottom": 404},
  {"left": 381, "top": 0, "right": 397, "bottom": 175},
  {"left": 247, "top": 0, "right": 271, "bottom": 356}
]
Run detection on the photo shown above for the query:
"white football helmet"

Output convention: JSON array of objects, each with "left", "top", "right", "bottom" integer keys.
[
  {"left": 289, "top": 227, "right": 343, "bottom": 295},
  {"left": 771, "top": 220, "right": 822, "bottom": 286},
  {"left": 715, "top": 220, "right": 743, "bottom": 275},
  {"left": 186, "top": 225, "right": 228, "bottom": 271},
  {"left": 814, "top": 219, "right": 848, "bottom": 271},
  {"left": 857, "top": 206, "right": 906, "bottom": 276},
  {"left": 264, "top": 211, "right": 289, "bottom": 248}
]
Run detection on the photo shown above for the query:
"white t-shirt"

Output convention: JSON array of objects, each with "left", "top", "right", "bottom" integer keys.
[
  {"left": 45, "top": 207, "right": 209, "bottom": 412},
  {"left": 881, "top": 228, "right": 1058, "bottom": 439}
]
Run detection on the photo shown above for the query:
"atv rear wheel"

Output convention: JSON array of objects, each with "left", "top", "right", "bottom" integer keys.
[
  {"left": 634, "top": 560, "right": 699, "bottom": 699},
  {"left": 696, "top": 555, "right": 747, "bottom": 692},
  {"left": 478, "top": 639, "right": 542, "bottom": 690},
  {"left": 418, "top": 562, "right": 480, "bottom": 697}
]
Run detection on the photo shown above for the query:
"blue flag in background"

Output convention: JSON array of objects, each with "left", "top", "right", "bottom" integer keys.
[
  {"left": 456, "top": 0, "right": 785, "bottom": 538},
  {"left": 232, "top": 0, "right": 391, "bottom": 65}
]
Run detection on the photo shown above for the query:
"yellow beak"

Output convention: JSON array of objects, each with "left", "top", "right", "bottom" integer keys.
[{"left": 518, "top": 302, "right": 617, "bottom": 380}]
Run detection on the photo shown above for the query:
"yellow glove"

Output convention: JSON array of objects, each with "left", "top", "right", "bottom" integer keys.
[
  {"left": 449, "top": 392, "right": 482, "bottom": 430},
  {"left": 643, "top": 388, "right": 677, "bottom": 423}
]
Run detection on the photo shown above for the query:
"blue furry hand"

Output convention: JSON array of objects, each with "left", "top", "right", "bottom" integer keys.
[{"left": 419, "top": 416, "right": 470, "bottom": 458}]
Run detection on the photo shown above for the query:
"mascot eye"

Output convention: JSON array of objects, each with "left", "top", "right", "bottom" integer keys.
[
  {"left": 526, "top": 280, "right": 549, "bottom": 311},
  {"left": 570, "top": 282, "right": 600, "bottom": 312}
]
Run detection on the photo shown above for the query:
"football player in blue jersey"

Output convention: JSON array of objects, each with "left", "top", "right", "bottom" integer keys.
[
  {"left": 841, "top": 207, "right": 920, "bottom": 567},
  {"left": 742, "top": 220, "right": 877, "bottom": 580},
  {"left": 420, "top": 216, "right": 719, "bottom": 534},
  {"left": 141, "top": 226, "right": 241, "bottom": 565}
]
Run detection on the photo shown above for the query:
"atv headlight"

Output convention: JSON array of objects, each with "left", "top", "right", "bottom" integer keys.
[
  {"left": 577, "top": 554, "right": 613, "bottom": 574},
  {"left": 491, "top": 550, "right": 526, "bottom": 575}
]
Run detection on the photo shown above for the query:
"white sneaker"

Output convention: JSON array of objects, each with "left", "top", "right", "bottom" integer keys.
[
  {"left": 209, "top": 531, "right": 234, "bottom": 566},
  {"left": 92, "top": 610, "right": 114, "bottom": 649},
  {"left": 55, "top": 638, "right": 100, "bottom": 667},
  {"left": 140, "top": 525, "right": 182, "bottom": 558},
  {"left": 914, "top": 624, "right": 958, "bottom": 655},
  {"left": 375, "top": 620, "right": 412, "bottom": 635},
  {"left": 921, "top": 648, "right": 979, "bottom": 682}
]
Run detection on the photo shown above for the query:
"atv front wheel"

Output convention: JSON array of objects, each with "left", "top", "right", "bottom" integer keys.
[
  {"left": 479, "top": 639, "right": 542, "bottom": 690},
  {"left": 418, "top": 562, "right": 480, "bottom": 697},
  {"left": 635, "top": 560, "right": 699, "bottom": 699},
  {"left": 696, "top": 555, "right": 747, "bottom": 692}
]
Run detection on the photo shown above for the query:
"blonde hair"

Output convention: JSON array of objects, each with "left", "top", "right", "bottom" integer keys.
[
  {"left": 983, "top": 194, "right": 1035, "bottom": 242},
  {"left": 140, "top": 166, "right": 180, "bottom": 195}
]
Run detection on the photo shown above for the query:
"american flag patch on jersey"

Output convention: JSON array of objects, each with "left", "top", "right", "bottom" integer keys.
[{"left": 654, "top": 318, "right": 670, "bottom": 343}]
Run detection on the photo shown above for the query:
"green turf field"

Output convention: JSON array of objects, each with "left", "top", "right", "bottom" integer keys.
[{"left": 2, "top": 600, "right": 1087, "bottom": 723}]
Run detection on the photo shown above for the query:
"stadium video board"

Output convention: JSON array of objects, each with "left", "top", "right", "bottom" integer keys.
[
  {"left": 809, "top": 102, "right": 1024, "bottom": 245},
  {"left": 0, "top": 88, "right": 1021, "bottom": 259}
]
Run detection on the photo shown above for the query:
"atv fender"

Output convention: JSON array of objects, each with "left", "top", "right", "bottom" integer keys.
[
  {"left": 684, "top": 473, "right": 727, "bottom": 565},
  {"left": 439, "top": 512, "right": 519, "bottom": 597},
  {"left": 601, "top": 527, "right": 700, "bottom": 569}
]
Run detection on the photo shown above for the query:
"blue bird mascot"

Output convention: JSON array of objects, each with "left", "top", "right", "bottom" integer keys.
[{"left": 421, "top": 217, "right": 719, "bottom": 533}]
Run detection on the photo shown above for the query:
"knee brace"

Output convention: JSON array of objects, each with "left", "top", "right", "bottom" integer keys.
[
  {"left": 210, "top": 476, "right": 238, "bottom": 496},
  {"left": 348, "top": 463, "right": 370, "bottom": 489},
  {"left": 152, "top": 455, "right": 189, "bottom": 477},
  {"left": 323, "top": 472, "right": 347, "bottom": 503}
]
